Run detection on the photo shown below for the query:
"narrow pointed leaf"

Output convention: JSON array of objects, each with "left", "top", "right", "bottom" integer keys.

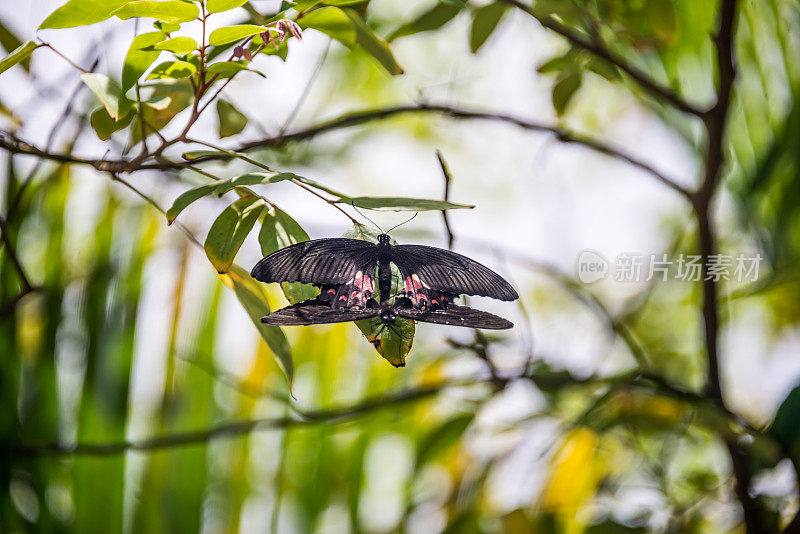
[
  {"left": 345, "top": 9, "right": 403, "bottom": 75},
  {"left": 342, "top": 197, "right": 474, "bottom": 211},
  {"left": 204, "top": 195, "right": 266, "bottom": 273},
  {"left": 469, "top": 3, "right": 507, "bottom": 52},
  {"left": 0, "top": 41, "right": 38, "bottom": 76},
  {"left": 223, "top": 265, "right": 294, "bottom": 386}
]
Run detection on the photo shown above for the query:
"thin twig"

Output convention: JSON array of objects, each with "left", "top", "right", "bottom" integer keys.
[
  {"left": 435, "top": 150, "right": 455, "bottom": 250},
  {"left": 108, "top": 173, "right": 203, "bottom": 249},
  {"left": 38, "top": 42, "right": 89, "bottom": 74},
  {"left": 497, "top": 0, "right": 705, "bottom": 117},
  {"left": 0, "top": 215, "right": 32, "bottom": 290}
]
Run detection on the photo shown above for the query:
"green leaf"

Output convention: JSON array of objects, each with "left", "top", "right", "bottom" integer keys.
[
  {"left": 209, "top": 24, "right": 269, "bottom": 46},
  {"left": 258, "top": 207, "right": 318, "bottom": 304},
  {"left": 130, "top": 80, "right": 193, "bottom": 144},
  {"left": 552, "top": 68, "right": 582, "bottom": 116},
  {"left": 113, "top": 1, "right": 200, "bottom": 24},
  {"left": 646, "top": 0, "right": 677, "bottom": 44},
  {"left": 146, "top": 60, "right": 196, "bottom": 79},
  {"left": 153, "top": 21, "right": 181, "bottom": 33},
  {"left": 469, "top": 3, "right": 507, "bottom": 53},
  {"left": 216, "top": 99, "right": 249, "bottom": 138},
  {"left": 207, "top": 0, "right": 249, "bottom": 13},
  {"left": 181, "top": 150, "right": 232, "bottom": 161},
  {"left": 356, "top": 316, "right": 415, "bottom": 367},
  {"left": 388, "top": 2, "right": 462, "bottom": 41},
  {"left": 345, "top": 9, "right": 403, "bottom": 75},
  {"left": 80, "top": 73, "right": 132, "bottom": 121},
  {"left": 0, "top": 41, "right": 38, "bottom": 77},
  {"left": 299, "top": 6, "right": 357, "bottom": 48},
  {"left": 0, "top": 20, "right": 29, "bottom": 71},
  {"left": 166, "top": 172, "right": 296, "bottom": 223},
  {"left": 90, "top": 106, "right": 134, "bottom": 140},
  {"left": 770, "top": 385, "right": 800, "bottom": 457},
  {"left": 166, "top": 183, "right": 217, "bottom": 223},
  {"left": 204, "top": 195, "right": 266, "bottom": 273},
  {"left": 224, "top": 265, "right": 294, "bottom": 386},
  {"left": 416, "top": 414, "right": 474, "bottom": 468},
  {"left": 153, "top": 36, "right": 198, "bottom": 53},
  {"left": 39, "top": 0, "right": 131, "bottom": 29},
  {"left": 343, "top": 196, "right": 474, "bottom": 211},
  {"left": 205, "top": 60, "right": 264, "bottom": 79},
  {"left": 122, "top": 31, "right": 164, "bottom": 91}
]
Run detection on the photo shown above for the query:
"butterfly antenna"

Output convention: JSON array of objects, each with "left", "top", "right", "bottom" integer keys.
[
  {"left": 351, "top": 202, "right": 385, "bottom": 234},
  {"left": 386, "top": 211, "right": 419, "bottom": 234}
]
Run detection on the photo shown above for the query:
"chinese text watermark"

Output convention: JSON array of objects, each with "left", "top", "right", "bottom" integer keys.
[{"left": 577, "top": 250, "right": 762, "bottom": 284}]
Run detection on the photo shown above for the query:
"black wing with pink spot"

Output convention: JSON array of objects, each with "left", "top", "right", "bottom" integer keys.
[
  {"left": 396, "top": 304, "right": 513, "bottom": 329},
  {"left": 318, "top": 269, "right": 376, "bottom": 309},
  {"left": 390, "top": 245, "right": 518, "bottom": 301},
  {"left": 261, "top": 299, "right": 379, "bottom": 326}
]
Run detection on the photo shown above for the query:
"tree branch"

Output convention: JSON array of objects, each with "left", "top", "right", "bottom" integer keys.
[
  {"left": 3, "top": 104, "right": 690, "bottom": 198},
  {"left": 498, "top": 0, "right": 706, "bottom": 117},
  {"left": 235, "top": 104, "right": 691, "bottom": 198},
  {"left": 686, "top": 0, "right": 760, "bottom": 530},
  {"left": 2, "top": 382, "right": 459, "bottom": 458}
]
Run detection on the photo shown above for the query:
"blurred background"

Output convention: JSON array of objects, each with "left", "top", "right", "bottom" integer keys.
[{"left": 1, "top": 0, "right": 799, "bottom": 532}]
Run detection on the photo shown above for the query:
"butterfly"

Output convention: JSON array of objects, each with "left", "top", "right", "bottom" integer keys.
[{"left": 250, "top": 233, "right": 518, "bottom": 310}]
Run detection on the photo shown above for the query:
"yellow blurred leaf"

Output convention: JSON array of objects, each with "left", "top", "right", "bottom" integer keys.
[{"left": 543, "top": 427, "right": 605, "bottom": 514}]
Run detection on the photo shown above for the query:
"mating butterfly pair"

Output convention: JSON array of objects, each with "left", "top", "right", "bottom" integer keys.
[{"left": 250, "top": 233, "right": 517, "bottom": 332}]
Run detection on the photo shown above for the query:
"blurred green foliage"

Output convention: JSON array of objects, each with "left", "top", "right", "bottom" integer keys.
[{"left": 1, "top": 0, "right": 800, "bottom": 533}]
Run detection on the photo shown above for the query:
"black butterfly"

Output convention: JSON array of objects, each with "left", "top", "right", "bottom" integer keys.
[
  {"left": 261, "top": 297, "right": 513, "bottom": 330},
  {"left": 250, "top": 233, "right": 518, "bottom": 310}
]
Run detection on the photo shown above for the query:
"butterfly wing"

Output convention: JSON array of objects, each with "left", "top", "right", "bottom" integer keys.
[
  {"left": 391, "top": 245, "right": 518, "bottom": 301},
  {"left": 251, "top": 238, "right": 378, "bottom": 286},
  {"left": 261, "top": 299, "right": 380, "bottom": 326},
  {"left": 396, "top": 304, "right": 513, "bottom": 329}
]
